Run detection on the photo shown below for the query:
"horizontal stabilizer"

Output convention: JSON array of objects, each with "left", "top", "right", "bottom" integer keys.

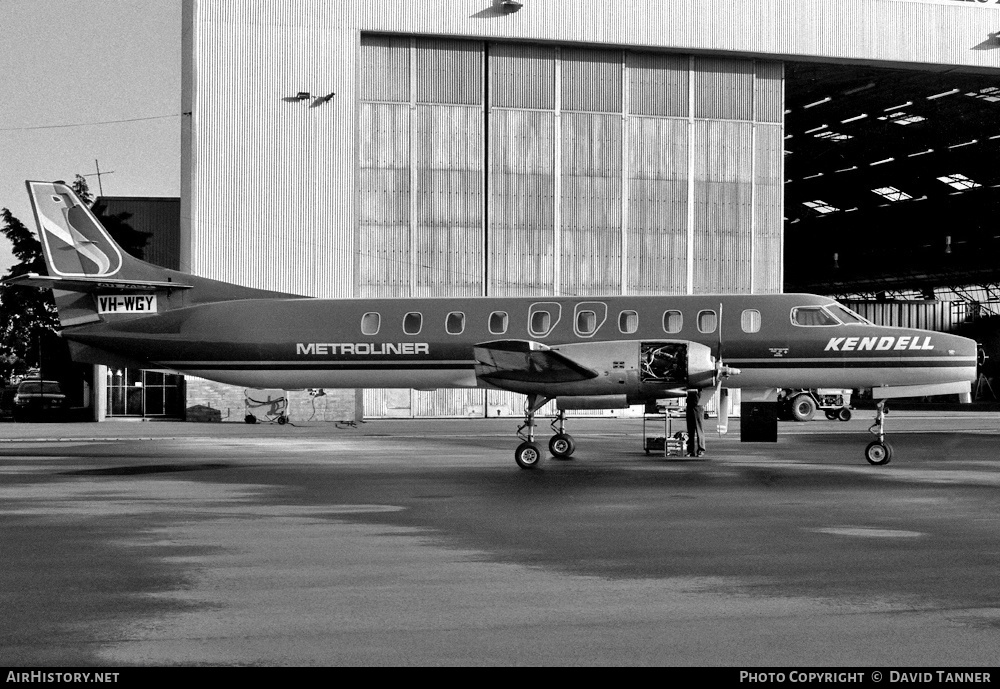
[
  {"left": 474, "top": 339, "right": 598, "bottom": 384},
  {"left": 3, "top": 272, "right": 192, "bottom": 293}
]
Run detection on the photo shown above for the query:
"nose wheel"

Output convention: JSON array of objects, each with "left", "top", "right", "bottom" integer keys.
[{"left": 865, "top": 401, "right": 892, "bottom": 465}]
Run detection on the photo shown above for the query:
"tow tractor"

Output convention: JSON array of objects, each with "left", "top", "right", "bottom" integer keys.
[{"left": 779, "top": 388, "right": 853, "bottom": 422}]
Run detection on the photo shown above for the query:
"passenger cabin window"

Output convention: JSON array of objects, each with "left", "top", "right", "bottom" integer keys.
[
  {"left": 528, "top": 302, "right": 561, "bottom": 337},
  {"left": 489, "top": 311, "right": 508, "bottom": 335},
  {"left": 361, "top": 312, "right": 381, "bottom": 336},
  {"left": 741, "top": 309, "right": 761, "bottom": 334},
  {"left": 403, "top": 312, "right": 423, "bottom": 335},
  {"left": 619, "top": 310, "right": 638, "bottom": 334},
  {"left": 446, "top": 312, "right": 465, "bottom": 335},
  {"left": 531, "top": 311, "right": 551, "bottom": 336},
  {"left": 697, "top": 310, "right": 717, "bottom": 334},
  {"left": 662, "top": 310, "right": 682, "bottom": 334},
  {"left": 573, "top": 302, "right": 606, "bottom": 337},
  {"left": 791, "top": 306, "right": 839, "bottom": 327}
]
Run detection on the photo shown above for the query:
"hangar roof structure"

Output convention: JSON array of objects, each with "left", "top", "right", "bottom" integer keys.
[{"left": 783, "top": 62, "right": 1000, "bottom": 298}]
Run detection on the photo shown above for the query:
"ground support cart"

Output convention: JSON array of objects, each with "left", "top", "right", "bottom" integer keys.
[
  {"left": 244, "top": 388, "right": 289, "bottom": 424},
  {"left": 643, "top": 405, "right": 687, "bottom": 457}
]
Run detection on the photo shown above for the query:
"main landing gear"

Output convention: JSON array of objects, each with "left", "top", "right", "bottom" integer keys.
[
  {"left": 513, "top": 395, "right": 574, "bottom": 469},
  {"left": 865, "top": 400, "right": 892, "bottom": 466},
  {"left": 548, "top": 410, "right": 576, "bottom": 460}
]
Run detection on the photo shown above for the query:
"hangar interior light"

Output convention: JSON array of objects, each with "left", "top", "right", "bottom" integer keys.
[
  {"left": 872, "top": 186, "right": 912, "bottom": 202},
  {"left": 937, "top": 173, "right": 982, "bottom": 190}
]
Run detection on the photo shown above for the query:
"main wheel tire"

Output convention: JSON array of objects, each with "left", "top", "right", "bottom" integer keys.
[
  {"left": 515, "top": 441, "right": 544, "bottom": 469},
  {"left": 865, "top": 441, "right": 892, "bottom": 466},
  {"left": 548, "top": 433, "right": 576, "bottom": 459},
  {"left": 838, "top": 407, "right": 852, "bottom": 422},
  {"left": 244, "top": 414, "right": 257, "bottom": 424},
  {"left": 790, "top": 394, "right": 817, "bottom": 422}
]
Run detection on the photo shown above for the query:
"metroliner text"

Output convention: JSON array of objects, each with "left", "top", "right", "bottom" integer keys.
[{"left": 296, "top": 342, "right": 430, "bottom": 356}]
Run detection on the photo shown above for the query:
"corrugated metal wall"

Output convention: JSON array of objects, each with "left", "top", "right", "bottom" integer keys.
[
  {"left": 184, "top": 0, "right": 997, "bottom": 420},
  {"left": 358, "top": 39, "right": 783, "bottom": 417},
  {"left": 98, "top": 198, "right": 181, "bottom": 271},
  {"left": 843, "top": 300, "right": 962, "bottom": 333}
]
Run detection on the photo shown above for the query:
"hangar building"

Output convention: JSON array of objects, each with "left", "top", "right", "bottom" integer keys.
[{"left": 170, "top": 0, "right": 1000, "bottom": 421}]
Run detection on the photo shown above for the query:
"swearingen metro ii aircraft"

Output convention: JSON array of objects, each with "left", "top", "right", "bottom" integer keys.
[{"left": 8, "top": 181, "right": 979, "bottom": 469}]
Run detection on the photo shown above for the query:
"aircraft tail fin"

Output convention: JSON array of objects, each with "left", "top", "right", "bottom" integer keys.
[{"left": 17, "top": 180, "right": 299, "bottom": 328}]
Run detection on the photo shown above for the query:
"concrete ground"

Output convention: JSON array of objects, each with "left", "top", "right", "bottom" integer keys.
[{"left": 1, "top": 412, "right": 999, "bottom": 666}]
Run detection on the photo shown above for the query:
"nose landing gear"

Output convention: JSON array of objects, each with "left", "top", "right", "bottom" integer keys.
[{"left": 865, "top": 401, "right": 892, "bottom": 465}]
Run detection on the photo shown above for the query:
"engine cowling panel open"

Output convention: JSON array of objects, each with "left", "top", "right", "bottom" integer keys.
[{"left": 475, "top": 339, "right": 717, "bottom": 402}]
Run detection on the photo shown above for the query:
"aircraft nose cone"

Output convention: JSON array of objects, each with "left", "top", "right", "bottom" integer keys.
[{"left": 944, "top": 332, "right": 980, "bottom": 381}]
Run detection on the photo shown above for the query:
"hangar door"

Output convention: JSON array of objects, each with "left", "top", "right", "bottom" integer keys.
[{"left": 358, "top": 37, "right": 782, "bottom": 418}]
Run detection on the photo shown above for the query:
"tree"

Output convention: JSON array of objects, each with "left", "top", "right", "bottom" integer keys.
[{"left": 0, "top": 209, "right": 58, "bottom": 381}]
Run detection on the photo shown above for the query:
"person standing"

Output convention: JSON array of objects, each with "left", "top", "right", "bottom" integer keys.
[{"left": 686, "top": 389, "right": 706, "bottom": 457}]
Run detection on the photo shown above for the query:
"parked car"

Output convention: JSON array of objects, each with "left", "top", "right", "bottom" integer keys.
[{"left": 12, "top": 379, "right": 68, "bottom": 422}]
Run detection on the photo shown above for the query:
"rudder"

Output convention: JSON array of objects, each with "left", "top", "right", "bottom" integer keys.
[{"left": 15, "top": 180, "right": 302, "bottom": 329}]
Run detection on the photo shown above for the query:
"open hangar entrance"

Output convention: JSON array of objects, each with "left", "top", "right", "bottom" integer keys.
[
  {"left": 783, "top": 61, "right": 1000, "bottom": 300},
  {"left": 783, "top": 61, "right": 1000, "bottom": 400}
]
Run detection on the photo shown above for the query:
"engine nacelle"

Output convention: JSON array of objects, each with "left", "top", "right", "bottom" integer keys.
[{"left": 497, "top": 339, "right": 718, "bottom": 400}]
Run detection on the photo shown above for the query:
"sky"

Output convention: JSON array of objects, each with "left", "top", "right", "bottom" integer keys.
[{"left": 0, "top": 0, "right": 182, "bottom": 274}]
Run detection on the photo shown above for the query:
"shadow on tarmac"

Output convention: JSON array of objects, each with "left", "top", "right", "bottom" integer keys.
[{"left": 60, "top": 463, "right": 232, "bottom": 476}]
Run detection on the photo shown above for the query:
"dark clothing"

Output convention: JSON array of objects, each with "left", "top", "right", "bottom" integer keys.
[{"left": 686, "top": 391, "right": 706, "bottom": 456}]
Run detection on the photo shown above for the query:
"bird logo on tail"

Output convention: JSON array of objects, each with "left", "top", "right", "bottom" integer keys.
[{"left": 28, "top": 181, "right": 122, "bottom": 278}]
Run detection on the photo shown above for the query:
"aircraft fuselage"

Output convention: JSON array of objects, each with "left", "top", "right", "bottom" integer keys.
[{"left": 62, "top": 292, "right": 978, "bottom": 395}]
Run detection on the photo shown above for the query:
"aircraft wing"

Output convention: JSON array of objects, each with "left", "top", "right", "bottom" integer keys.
[{"left": 474, "top": 339, "right": 599, "bottom": 384}]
